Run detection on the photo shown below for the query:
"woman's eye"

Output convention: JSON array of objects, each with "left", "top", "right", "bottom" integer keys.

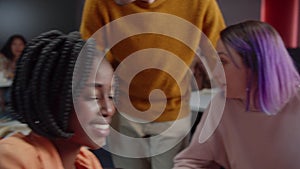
[
  {"left": 87, "top": 97, "right": 99, "bottom": 100},
  {"left": 91, "top": 96, "right": 114, "bottom": 101},
  {"left": 86, "top": 96, "right": 101, "bottom": 100},
  {"left": 220, "top": 59, "right": 227, "bottom": 65}
]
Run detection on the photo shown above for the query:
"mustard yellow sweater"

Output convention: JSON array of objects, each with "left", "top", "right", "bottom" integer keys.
[{"left": 80, "top": 0, "right": 225, "bottom": 122}]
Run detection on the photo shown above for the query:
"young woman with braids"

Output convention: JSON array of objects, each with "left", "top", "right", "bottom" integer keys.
[
  {"left": 173, "top": 21, "right": 300, "bottom": 169},
  {"left": 0, "top": 30, "right": 115, "bottom": 169}
]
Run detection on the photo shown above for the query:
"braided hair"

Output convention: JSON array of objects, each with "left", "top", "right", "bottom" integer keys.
[{"left": 10, "top": 30, "right": 95, "bottom": 139}]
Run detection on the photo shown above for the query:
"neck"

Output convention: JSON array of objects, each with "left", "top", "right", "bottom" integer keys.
[
  {"left": 52, "top": 139, "right": 81, "bottom": 169},
  {"left": 243, "top": 86, "right": 261, "bottom": 112},
  {"left": 244, "top": 74, "right": 260, "bottom": 111}
]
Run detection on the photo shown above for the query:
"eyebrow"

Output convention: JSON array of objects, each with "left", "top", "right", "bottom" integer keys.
[{"left": 217, "top": 52, "right": 228, "bottom": 56}]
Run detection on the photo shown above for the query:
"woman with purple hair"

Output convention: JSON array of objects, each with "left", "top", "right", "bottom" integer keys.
[{"left": 173, "top": 20, "right": 300, "bottom": 169}]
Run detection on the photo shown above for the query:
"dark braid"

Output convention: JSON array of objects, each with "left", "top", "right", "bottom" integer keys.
[
  {"left": 52, "top": 34, "right": 80, "bottom": 132},
  {"left": 33, "top": 36, "right": 69, "bottom": 138},
  {"left": 10, "top": 30, "right": 95, "bottom": 139},
  {"left": 11, "top": 32, "right": 58, "bottom": 126},
  {"left": 11, "top": 33, "right": 54, "bottom": 118}
]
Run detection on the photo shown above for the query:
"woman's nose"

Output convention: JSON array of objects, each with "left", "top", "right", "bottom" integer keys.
[
  {"left": 212, "top": 64, "right": 226, "bottom": 87},
  {"left": 99, "top": 97, "right": 115, "bottom": 118}
]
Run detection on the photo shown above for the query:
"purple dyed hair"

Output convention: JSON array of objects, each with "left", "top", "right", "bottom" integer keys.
[{"left": 220, "top": 20, "right": 300, "bottom": 115}]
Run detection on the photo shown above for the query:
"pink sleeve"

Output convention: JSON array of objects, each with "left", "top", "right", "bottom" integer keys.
[{"left": 173, "top": 110, "right": 221, "bottom": 169}]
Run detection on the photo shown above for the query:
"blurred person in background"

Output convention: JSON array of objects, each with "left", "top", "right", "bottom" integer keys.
[
  {"left": 0, "top": 34, "right": 26, "bottom": 115},
  {"left": 0, "top": 34, "right": 26, "bottom": 79}
]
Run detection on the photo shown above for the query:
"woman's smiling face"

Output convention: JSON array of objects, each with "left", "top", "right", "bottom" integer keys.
[{"left": 70, "top": 58, "right": 115, "bottom": 149}]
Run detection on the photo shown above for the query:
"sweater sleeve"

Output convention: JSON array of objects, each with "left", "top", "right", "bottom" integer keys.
[
  {"left": 80, "top": 0, "right": 104, "bottom": 40},
  {"left": 201, "top": 0, "right": 226, "bottom": 47},
  {"left": 80, "top": 0, "right": 116, "bottom": 64}
]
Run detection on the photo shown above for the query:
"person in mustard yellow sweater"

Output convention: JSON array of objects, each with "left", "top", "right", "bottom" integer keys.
[
  {"left": 0, "top": 30, "right": 115, "bottom": 169},
  {"left": 80, "top": 0, "right": 225, "bottom": 169}
]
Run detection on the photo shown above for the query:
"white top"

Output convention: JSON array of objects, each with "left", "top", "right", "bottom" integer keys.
[{"left": 0, "top": 71, "right": 12, "bottom": 88}]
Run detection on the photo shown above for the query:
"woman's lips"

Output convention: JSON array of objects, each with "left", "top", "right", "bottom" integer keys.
[
  {"left": 93, "top": 124, "right": 109, "bottom": 130},
  {"left": 91, "top": 124, "right": 110, "bottom": 136}
]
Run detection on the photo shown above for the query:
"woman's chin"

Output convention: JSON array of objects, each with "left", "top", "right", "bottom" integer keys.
[{"left": 88, "top": 137, "right": 106, "bottom": 150}]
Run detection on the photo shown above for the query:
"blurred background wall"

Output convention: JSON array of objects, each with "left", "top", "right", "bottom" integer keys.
[
  {"left": 0, "top": 0, "right": 298, "bottom": 48},
  {"left": 0, "top": 0, "right": 83, "bottom": 47},
  {"left": 218, "top": 0, "right": 261, "bottom": 25}
]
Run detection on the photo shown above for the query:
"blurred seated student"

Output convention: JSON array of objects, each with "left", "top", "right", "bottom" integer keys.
[
  {"left": 0, "top": 30, "right": 115, "bottom": 169},
  {"left": 0, "top": 34, "right": 26, "bottom": 79},
  {"left": 0, "top": 35, "right": 26, "bottom": 114},
  {"left": 173, "top": 20, "right": 300, "bottom": 169}
]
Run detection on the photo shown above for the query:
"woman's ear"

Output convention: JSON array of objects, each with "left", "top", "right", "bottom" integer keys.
[{"left": 246, "top": 67, "right": 258, "bottom": 91}]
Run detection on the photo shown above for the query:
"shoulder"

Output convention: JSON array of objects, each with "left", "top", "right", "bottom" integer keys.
[
  {"left": 0, "top": 53, "right": 9, "bottom": 68},
  {"left": 0, "top": 133, "right": 34, "bottom": 151},
  {"left": 0, "top": 133, "right": 40, "bottom": 168},
  {"left": 0, "top": 53, "right": 8, "bottom": 61},
  {"left": 290, "top": 88, "right": 300, "bottom": 102},
  {"left": 282, "top": 88, "right": 300, "bottom": 111}
]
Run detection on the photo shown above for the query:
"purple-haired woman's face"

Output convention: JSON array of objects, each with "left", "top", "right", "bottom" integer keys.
[{"left": 215, "top": 40, "right": 248, "bottom": 99}]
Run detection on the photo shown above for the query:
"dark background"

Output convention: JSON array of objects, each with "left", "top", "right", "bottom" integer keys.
[
  {"left": 0, "top": 0, "right": 298, "bottom": 48},
  {"left": 0, "top": 0, "right": 263, "bottom": 47},
  {"left": 0, "top": 0, "right": 84, "bottom": 47}
]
